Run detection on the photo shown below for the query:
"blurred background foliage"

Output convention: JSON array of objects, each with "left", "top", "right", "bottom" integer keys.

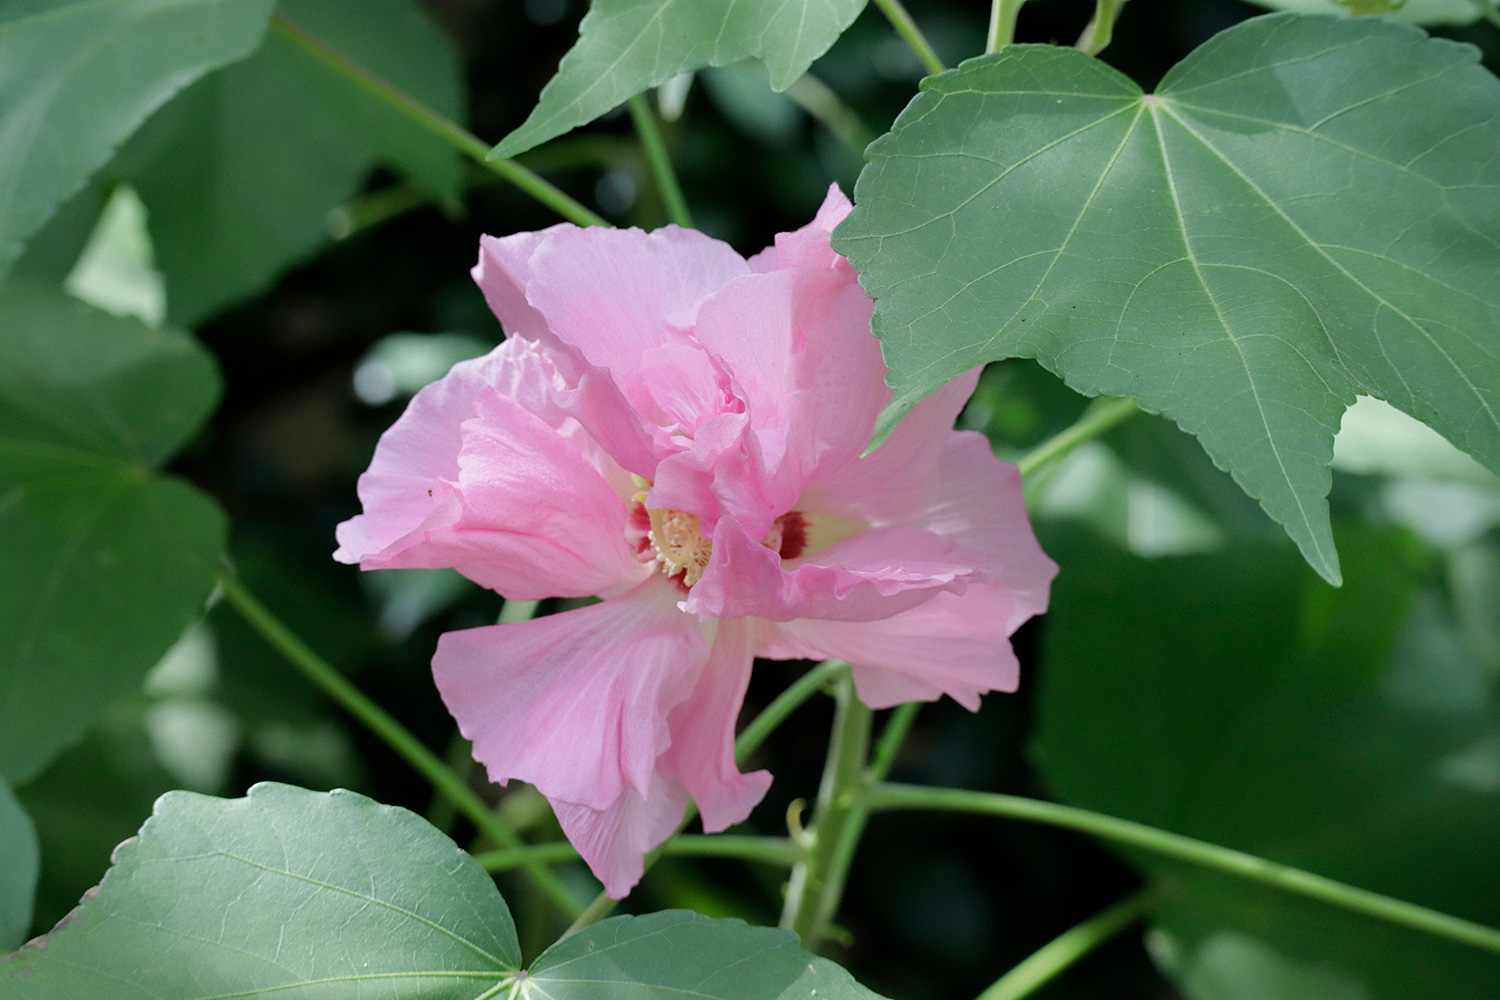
[{"left": 7, "top": 0, "right": 1500, "bottom": 997}]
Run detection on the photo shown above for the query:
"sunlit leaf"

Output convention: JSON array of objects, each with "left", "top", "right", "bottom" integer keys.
[
  {"left": 0, "top": 284, "right": 225, "bottom": 783},
  {"left": 5, "top": 783, "right": 885, "bottom": 1000},
  {"left": 493, "top": 0, "right": 869, "bottom": 158},
  {"left": 0, "top": 0, "right": 274, "bottom": 280},
  {"left": 837, "top": 14, "right": 1500, "bottom": 584},
  {"left": 0, "top": 779, "right": 37, "bottom": 952}
]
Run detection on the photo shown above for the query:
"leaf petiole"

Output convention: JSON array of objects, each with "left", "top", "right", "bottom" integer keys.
[
  {"left": 978, "top": 890, "right": 1151, "bottom": 1000},
  {"left": 871, "top": 0, "right": 947, "bottom": 75},
  {"left": 866, "top": 782, "right": 1500, "bottom": 957},
  {"left": 216, "top": 569, "right": 585, "bottom": 920},
  {"left": 269, "top": 12, "right": 607, "bottom": 228}
]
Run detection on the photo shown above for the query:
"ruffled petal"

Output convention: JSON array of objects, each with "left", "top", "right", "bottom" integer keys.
[
  {"left": 524, "top": 225, "right": 748, "bottom": 391},
  {"left": 334, "top": 337, "right": 578, "bottom": 565},
  {"left": 761, "top": 584, "right": 1025, "bottom": 712},
  {"left": 432, "top": 578, "right": 710, "bottom": 810},
  {"left": 661, "top": 617, "right": 772, "bottom": 832},
  {"left": 797, "top": 368, "right": 982, "bottom": 521},
  {"left": 473, "top": 230, "right": 568, "bottom": 346},
  {"left": 551, "top": 770, "right": 690, "bottom": 899},
  {"left": 689, "top": 519, "right": 984, "bottom": 623},
  {"left": 748, "top": 184, "right": 854, "bottom": 274},
  {"left": 905, "top": 432, "right": 1057, "bottom": 616}
]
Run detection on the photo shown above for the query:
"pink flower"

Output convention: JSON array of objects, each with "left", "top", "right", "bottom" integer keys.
[{"left": 334, "top": 187, "right": 1056, "bottom": 897}]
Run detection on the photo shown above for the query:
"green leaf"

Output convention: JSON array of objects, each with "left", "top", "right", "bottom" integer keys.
[
  {"left": 105, "top": 0, "right": 464, "bottom": 325},
  {"left": 493, "top": 0, "right": 869, "bottom": 159},
  {"left": 4, "top": 783, "right": 883, "bottom": 1000},
  {"left": 1031, "top": 526, "right": 1500, "bottom": 999},
  {"left": 836, "top": 13, "right": 1500, "bottom": 585},
  {"left": 0, "top": 778, "right": 38, "bottom": 952},
  {"left": 3, "top": 783, "right": 522, "bottom": 996},
  {"left": 0, "top": 0, "right": 275, "bottom": 280},
  {"left": 0, "top": 284, "right": 226, "bottom": 782},
  {"left": 532, "top": 909, "right": 886, "bottom": 1000},
  {"left": 1243, "top": 0, "right": 1496, "bottom": 28}
]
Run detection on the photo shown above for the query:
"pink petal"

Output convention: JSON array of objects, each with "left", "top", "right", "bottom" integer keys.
[
  {"left": 474, "top": 230, "right": 567, "bottom": 346},
  {"left": 798, "top": 368, "right": 982, "bottom": 520},
  {"left": 910, "top": 432, "right": 1057, "bottom": 617},
  {"left": 432, "top": 578, "right": 709, "bottom": 809},
  {"left": 689, "top": 518, "right": 985, "bottom": 623},
  {"left": 334, "top": 337, "right": 577, "bottom": 565},
  {"left": 524, "top": 225, "right": 748, "bottom": 387},
  {"left": 552, "top": 770, "right": 690, "bottom": 899},
  {"left": 748, "top": 184, "right": 854, "bottom": 273},
  {"left": 661, "top": 618, "right": 772, "bottom": 832},
  {"left": 761, "top": 584, "right": 1026, "bottom": 711}
]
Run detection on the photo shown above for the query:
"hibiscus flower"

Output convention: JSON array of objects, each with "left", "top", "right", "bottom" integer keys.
[{"left": 334, "top": 186, "right": 1056, "bottom": 897}]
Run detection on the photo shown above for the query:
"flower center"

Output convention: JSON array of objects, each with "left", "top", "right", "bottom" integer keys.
[
  {"left": 647, "top": 503, "right": 713, "bottom": 587},
  {"left": 628, "top": 490, "right": 808, "bottom": 589}
]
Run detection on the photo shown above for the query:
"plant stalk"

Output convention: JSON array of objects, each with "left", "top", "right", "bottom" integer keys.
[
  {"left": 987, "top": 0, "right": 1028, "bottom": 51},
  {"left": 216, "top": 570, "right": 583, "bottom": 920},
  {"left": 978, "top": 891, "right": 1151, "bottom": 1000},
  {"left": 627, "top": 94, "right": 693, "bottom": 228},
  {"left": 269, "top": 12, "right": 606, "bottom": 228},
  {"left": 866, "top": 782, "right": 1500, "bottom": 957},
  {"left": 1016, "top": 395, "right": 1138, "bottom": 479},
  {"left": 780, "top": 673, "right": 874, "bottom": 948},
  {"left": 871, "top": 0, "right": 947, "bottom": 75}
]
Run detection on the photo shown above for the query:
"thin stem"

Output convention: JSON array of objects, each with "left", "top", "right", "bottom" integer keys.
[
  {"left": 1074, "top": 0, "right": 1128, "bottom": 56},
  {"left": 474, "top": 835, "right": 804, "bottom": 873},
  {"left": 1467, "top": 0, "right": 1500, "bottom": 28},
  {"left": 987, "top": 0, "right": 1027, "bottom": 51},
  {"left": 270, "top": 13, "right": 607, "bottom": 228},
  {"left": 216, "top": 570, "right": 584, "bottom": 920},
  {"left": 780, "top": 673, "right": 874, "bottom": 948},
  {"left": 978, "top": 891, "right": 1151, "bottom": 1000},
  {"left": 868, "top": 701, "right": 919, "bottom": 782},
  {"left": 866, "top": 783, "right": 1500, "bottom": 957},
  {"left": 425, "top": 732, "right": 474, "bottom": 834},
  {"left": 785, "top": 73, "right": 878, "bottom": 157},
  {"left": 1016, "top": 395, "right": 1137, "bottom": 479},
  {"left": 561, "top": 660, "right": 850, "bottom": 938},
  {"left": 871, "top": 0, "right": 946, "bottom": 76},
  {"left": 627, "top": 94, "right": 693, "bottom": 228},
  {"left": 736, "top": 659, "right": 848, "bottom": 763}
]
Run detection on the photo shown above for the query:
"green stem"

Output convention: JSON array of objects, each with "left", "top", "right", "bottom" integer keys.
[
  {"left": 1466, "top": 0, "right": 1500, "bottom": 28},
  {"left": 780, "top": 673, "right": 874, "bottom": 948},
  {"left": 425, "top": 731, "right": 473, "bottom": 835},
  {"left": 866, "top": 783, "right": 1500, "bottom": 957},
  {"left": 1016, "top": 396, "right": 1137, "bottom": 479},
  {"left": 785, "top": 73, "right": 878, "bottom": 157},
  {"left": 868, "top": 702, "right": 919, "bottom": 782},
  {"left": 987, "top": 0, "right": 1027, "bottom": 51},
  {"left": 626, "top": 94, "right": 693, "bottom": 228},
  {"left": 475, "top": 835, "right": 804, "bottom": 873},
  {"left": 736, "top": 659, "right": 848, "bottom": 763},
  {"left": 216, "top": 570, "right": 583, "bottom": 920},
  {"left": 978, "top": 891, "right": 1151, "bottom": 1000},
  {"left": 562, "top": 659, "right": 851, "bottom": 938},
  {"left": 1074, "top": 0, "right": 1128, "bottom": 56},
  {"left": 269, "top": 12, "right": 607, "bottom": 228},
  {"left": 871, "top": 0, "right": 947, "bottom": 76}
]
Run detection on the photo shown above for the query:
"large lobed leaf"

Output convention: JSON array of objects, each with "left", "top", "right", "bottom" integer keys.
[
  {"left": 493, "top": 0, "right": 869, "bottom": 159},
  {"left": 0, "top": 0, "right": 274, "bottom": 280},
  {"left": 0, "top": 285, "right": 225, "bottom": 783},
  {"left": 836, "top": 13, "right": 1500, "bottom": 584},
  {"left": 4, "top": 782, "right": 886, "bottom": 1000},
  {"left": 104, "top": 0, "right": 466, "bottom": 325},
  {"left": 1032, "top": 526, "right": 1500, "bottom": 999}
]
